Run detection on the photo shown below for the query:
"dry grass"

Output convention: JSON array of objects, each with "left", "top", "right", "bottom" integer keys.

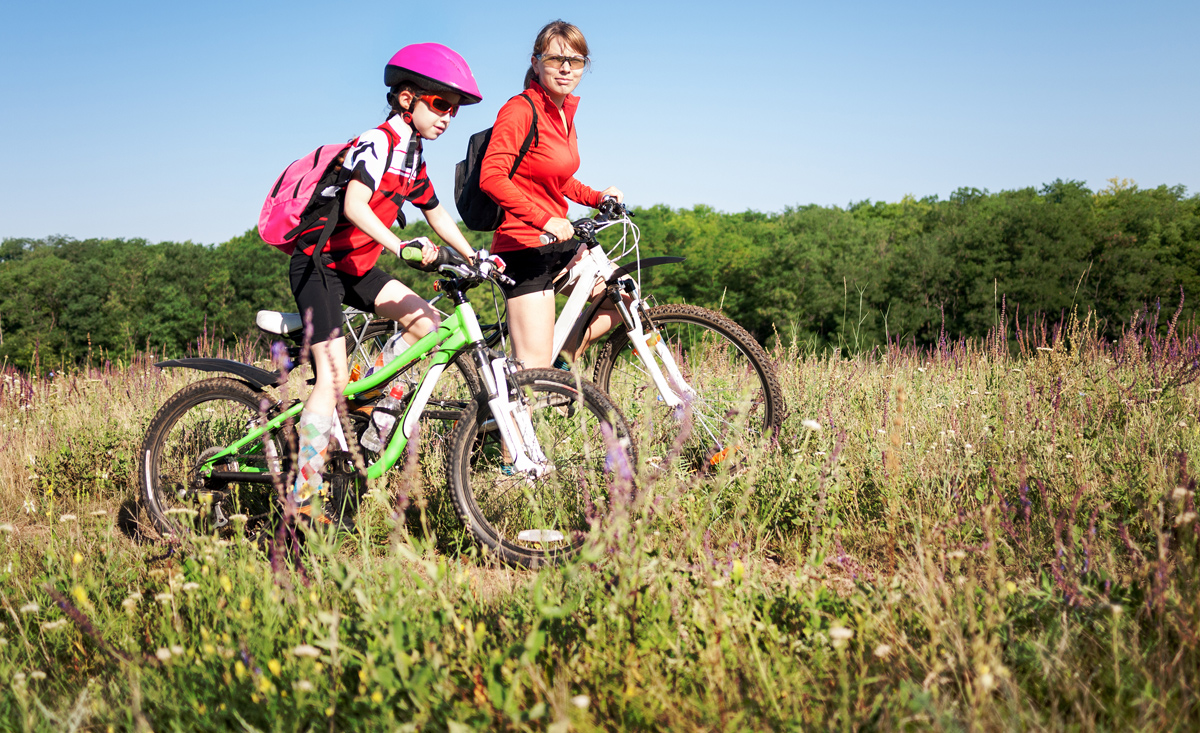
[{"left": 1, "top": 308, "right": 1199, "bottom": 730}]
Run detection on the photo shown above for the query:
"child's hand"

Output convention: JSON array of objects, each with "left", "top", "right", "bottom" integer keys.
[{"left": 400, "top": 237, "right": 439, "bottom": 265}]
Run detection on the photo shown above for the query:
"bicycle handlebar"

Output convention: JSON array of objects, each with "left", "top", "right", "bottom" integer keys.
[
  {"left": 538, "top": 198, "right": 632, "bottom": 245},
  {"left": 401, "top": 243, "right": 514, "bottom": 287}
]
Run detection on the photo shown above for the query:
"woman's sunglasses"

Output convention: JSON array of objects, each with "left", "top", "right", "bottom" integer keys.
[
  {"left": 536, "top": 54, "right": 588, "bottom": 71},
  {"left": 417, "top": 94, "right": 459, "bottom": 117}
]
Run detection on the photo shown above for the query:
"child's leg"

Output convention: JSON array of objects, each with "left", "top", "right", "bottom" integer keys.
[
  {"left": 373, "top": 280, "right": 441, "bottom": 346},
  {"left": 293, "top": 335, "right": 350, "bottom": 503}
]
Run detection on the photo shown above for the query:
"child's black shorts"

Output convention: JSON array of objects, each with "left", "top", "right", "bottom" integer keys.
[{"left": 289, "top": 251, "right": 395, "bottom": 344}]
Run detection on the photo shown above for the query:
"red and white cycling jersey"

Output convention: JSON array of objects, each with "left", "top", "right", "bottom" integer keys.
[{"left": 296, "top": 115, "right": 439, "bottom": 276}]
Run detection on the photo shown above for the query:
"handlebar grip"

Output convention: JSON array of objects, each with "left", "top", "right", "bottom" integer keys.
[
  {"left": 401, "top": 243, "right": 465, "bottom": 272},
  {"left": 539, "top": 233, "right": 557, "bottom": 245}
]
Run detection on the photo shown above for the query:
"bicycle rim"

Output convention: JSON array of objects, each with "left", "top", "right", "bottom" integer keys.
[
  {"left": 595, "top": 304, "right": 782, "bottom": 470},
  {"left": 141, "top": 379, "right": 283, "bottom": 538},
  {"left": 448, "top": 369, "right": 635, "bottom": 567}
]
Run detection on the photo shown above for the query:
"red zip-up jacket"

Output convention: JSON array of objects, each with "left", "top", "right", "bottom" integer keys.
[{"left": 480, "top": 81, "right": 603, "bottom": 253}]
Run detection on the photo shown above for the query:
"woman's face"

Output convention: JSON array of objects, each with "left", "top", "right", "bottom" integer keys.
[
  {"left": 532, "top": 36, "right": 586, "bottom": 101},
  {"left": 403, "top": 90, "right": 461, "bottom": 140}
]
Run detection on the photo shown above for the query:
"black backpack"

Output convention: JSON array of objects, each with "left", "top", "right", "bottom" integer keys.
[{"left": 454, "top": 93, "right": 539, "bottom": 231}]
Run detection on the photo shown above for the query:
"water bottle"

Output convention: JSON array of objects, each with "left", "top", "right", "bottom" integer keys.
[
  {"left": 359, "top": 381, "right": 407, "bottom": 452},
  {"left": 365, "top": 331, "right": 407, "bottom": 377}
]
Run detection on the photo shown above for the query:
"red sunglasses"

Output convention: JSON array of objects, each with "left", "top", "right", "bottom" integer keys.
[{"left": 417, "top": 93, "right": 459, "bottom": 117}]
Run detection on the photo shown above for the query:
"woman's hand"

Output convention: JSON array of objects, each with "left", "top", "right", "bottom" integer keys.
[
  {"left": 543, "top": 217, "right": 576, "bottom": 243},
  {"left": 599, "top": 186, "right": 624, "bottom": 204}
]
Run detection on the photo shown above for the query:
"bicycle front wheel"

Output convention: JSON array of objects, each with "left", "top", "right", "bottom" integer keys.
[
  {"left": 593, "top": 303, "right": 784, "bottom": 471},
  {"left": 446, "top": 368, "right": 637, "bottom": 568},
  {"left": 140, "top": 378, "right": 284, "bottom": 538}
]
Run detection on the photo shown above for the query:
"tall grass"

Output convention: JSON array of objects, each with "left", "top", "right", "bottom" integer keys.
[{"left": 1, "top": 307, "right": 1198, "bottom": 730}]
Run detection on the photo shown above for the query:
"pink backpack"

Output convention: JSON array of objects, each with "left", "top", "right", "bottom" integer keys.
[{"left": 257, "top": 142, "right": 353, "bottom": 255}]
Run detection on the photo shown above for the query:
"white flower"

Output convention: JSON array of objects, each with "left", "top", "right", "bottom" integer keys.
[
  {"left": 29, "top": 670, "right": 46, "bottom": 680},
  {"left": 155, "top": 647, "right": 172, "bottom": 661},
  {"left": 41, "top": 620, "right": 68, "bottom": 631},
  {"left": 19, "top": 602, "right": 39, "bottom": 614},
  {"left": 0, "top": 524, "right": 13, "bottom": 533},
  {"left": 292, "top": 644, "right": 322, "bottom": 658},
  {"left": 181, "top": 582, "right": 200, "bottom": 592},
  {"left": 801, "top": 419, "right": 822, "bottom": 432},
  {"left": 571, "top": 695, "right": 590, "bottom": 709},
  {"left": 873, "top": 644, "right": 892, "bottom": 658},
  {"left": 294, "top": 680, "right": 314, "bottom": 692},
  {"left": 829, "top": 626, "right": 854, "bottom": 641},
  {"left": 59, "top": 514, "right": 77, "bottom": 523},
  {"left": 23, "top": 500, "right": 36, "bottom": 514},
  {"left": 170, "top": 645, "right": 184, "bottom": 656},
  {"left": 89, "top": 509, "right": 108, "bottom": 516},
  {"left": 229, "top": 514, "right": 249, "bottom": 523},
  {"left": 154, "top": 593, "right": 174, "bottom": 604}
]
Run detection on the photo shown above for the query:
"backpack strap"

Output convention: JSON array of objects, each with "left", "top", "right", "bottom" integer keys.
[
  {"left": 507, "top": 93, "right": 539, "bottom": 179},
  {"left": 308, "top": 125, "right": 400, "bottom": 272}
]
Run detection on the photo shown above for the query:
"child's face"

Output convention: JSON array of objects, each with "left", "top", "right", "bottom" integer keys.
[{"left": 406, "top": 91, "right": 461, "bottom": 140}]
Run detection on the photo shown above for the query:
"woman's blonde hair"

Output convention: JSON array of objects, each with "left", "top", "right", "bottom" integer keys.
[{"left": 524, "top": 20, "right": 589, "bottom": 89}]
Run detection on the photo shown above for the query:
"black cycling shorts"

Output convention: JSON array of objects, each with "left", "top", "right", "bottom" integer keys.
[
  {"left": 289, "top": 251, "right": 395, "bottom": 344},
  {"left": 498, "top": 242, "right": 581, "bottom": 297}
]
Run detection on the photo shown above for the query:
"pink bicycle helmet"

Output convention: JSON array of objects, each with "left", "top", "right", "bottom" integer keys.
[{"left": 385, "top": 43, "right": 482, "bottom": 105}]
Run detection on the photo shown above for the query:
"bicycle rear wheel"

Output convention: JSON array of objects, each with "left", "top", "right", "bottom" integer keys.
[
  {"left": 593, "top": 303, "right": 784, "bottom": 471},
  {"left": 140, "top": 378, "right": 283, "bottom": 538},
  {"left": 446, "top": 368, "right": 637, "bottom": 568}
]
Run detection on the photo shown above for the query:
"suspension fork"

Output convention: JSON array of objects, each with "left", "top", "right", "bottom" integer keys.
[
  {"left": 452, "top": 290, "right": 551, "bottom": 477},
  {"left": 606, "top": 280, "right": 694, "bottom": 408}
]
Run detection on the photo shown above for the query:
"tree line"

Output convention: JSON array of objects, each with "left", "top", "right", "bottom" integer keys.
[{"left": 1, "top": 179, "right": 1197, "bottom": 370}]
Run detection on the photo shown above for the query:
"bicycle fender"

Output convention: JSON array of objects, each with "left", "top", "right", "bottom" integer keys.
[
  {"left": 606, "top": 256, "right": 686, "bottom": 284},
  {"left": 154, "top": 358, "right": 279, "bottom": 390}
]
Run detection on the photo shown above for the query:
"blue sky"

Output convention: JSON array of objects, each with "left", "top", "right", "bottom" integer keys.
[{"left": 3, "top": 0, "right": 1197, "bottom": 245}]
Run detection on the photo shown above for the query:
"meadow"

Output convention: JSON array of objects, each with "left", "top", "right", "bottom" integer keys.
[{"left": 1, "top": 307, "right": 1198, "bottom": 731}]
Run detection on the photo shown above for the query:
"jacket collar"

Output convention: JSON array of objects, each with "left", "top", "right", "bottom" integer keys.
[{"left": 527, "top": 80, "right": 579, "bottom": 125}]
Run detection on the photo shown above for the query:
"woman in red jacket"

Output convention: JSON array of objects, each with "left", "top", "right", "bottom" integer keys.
[{"left": 479, "top": 20, "right": 622, "bottom": 370}]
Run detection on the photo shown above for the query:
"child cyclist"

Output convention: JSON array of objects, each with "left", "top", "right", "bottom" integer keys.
[{"left": 289, "top": 43, "right": 493, "bottom": 515}]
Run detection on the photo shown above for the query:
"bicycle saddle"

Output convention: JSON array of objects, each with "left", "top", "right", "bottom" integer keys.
[{"left": 255, "top": 310, "right": 304, "bottom": 336}]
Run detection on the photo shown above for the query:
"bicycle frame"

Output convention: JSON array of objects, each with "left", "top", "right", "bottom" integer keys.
[
  {"left": 195, "top": 274, "right": 549, "bottom": 486},
  {"left": 552, "top": 222, "right": 695, "bottom": 410}
]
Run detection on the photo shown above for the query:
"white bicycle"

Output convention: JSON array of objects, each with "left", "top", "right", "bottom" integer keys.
[{"left": 528, "top": 199, "right": 784, "bottom": 469}]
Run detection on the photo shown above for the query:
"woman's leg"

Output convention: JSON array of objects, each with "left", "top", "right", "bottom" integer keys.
[{"left": 506, "top": 290, "right": 558, "bottom": 369}]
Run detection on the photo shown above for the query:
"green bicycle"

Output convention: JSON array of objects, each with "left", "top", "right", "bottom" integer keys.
[{"left": 139, "top": 246, "right": 636, "bottom": 567}]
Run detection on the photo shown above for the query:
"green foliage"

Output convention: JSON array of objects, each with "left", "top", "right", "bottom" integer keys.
[
  {"left": 3, "top": 181, "right": 1198, "bottom": 371},
  {"left": 622, "top": 181, "right": 1200, "bottom": 351}
]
